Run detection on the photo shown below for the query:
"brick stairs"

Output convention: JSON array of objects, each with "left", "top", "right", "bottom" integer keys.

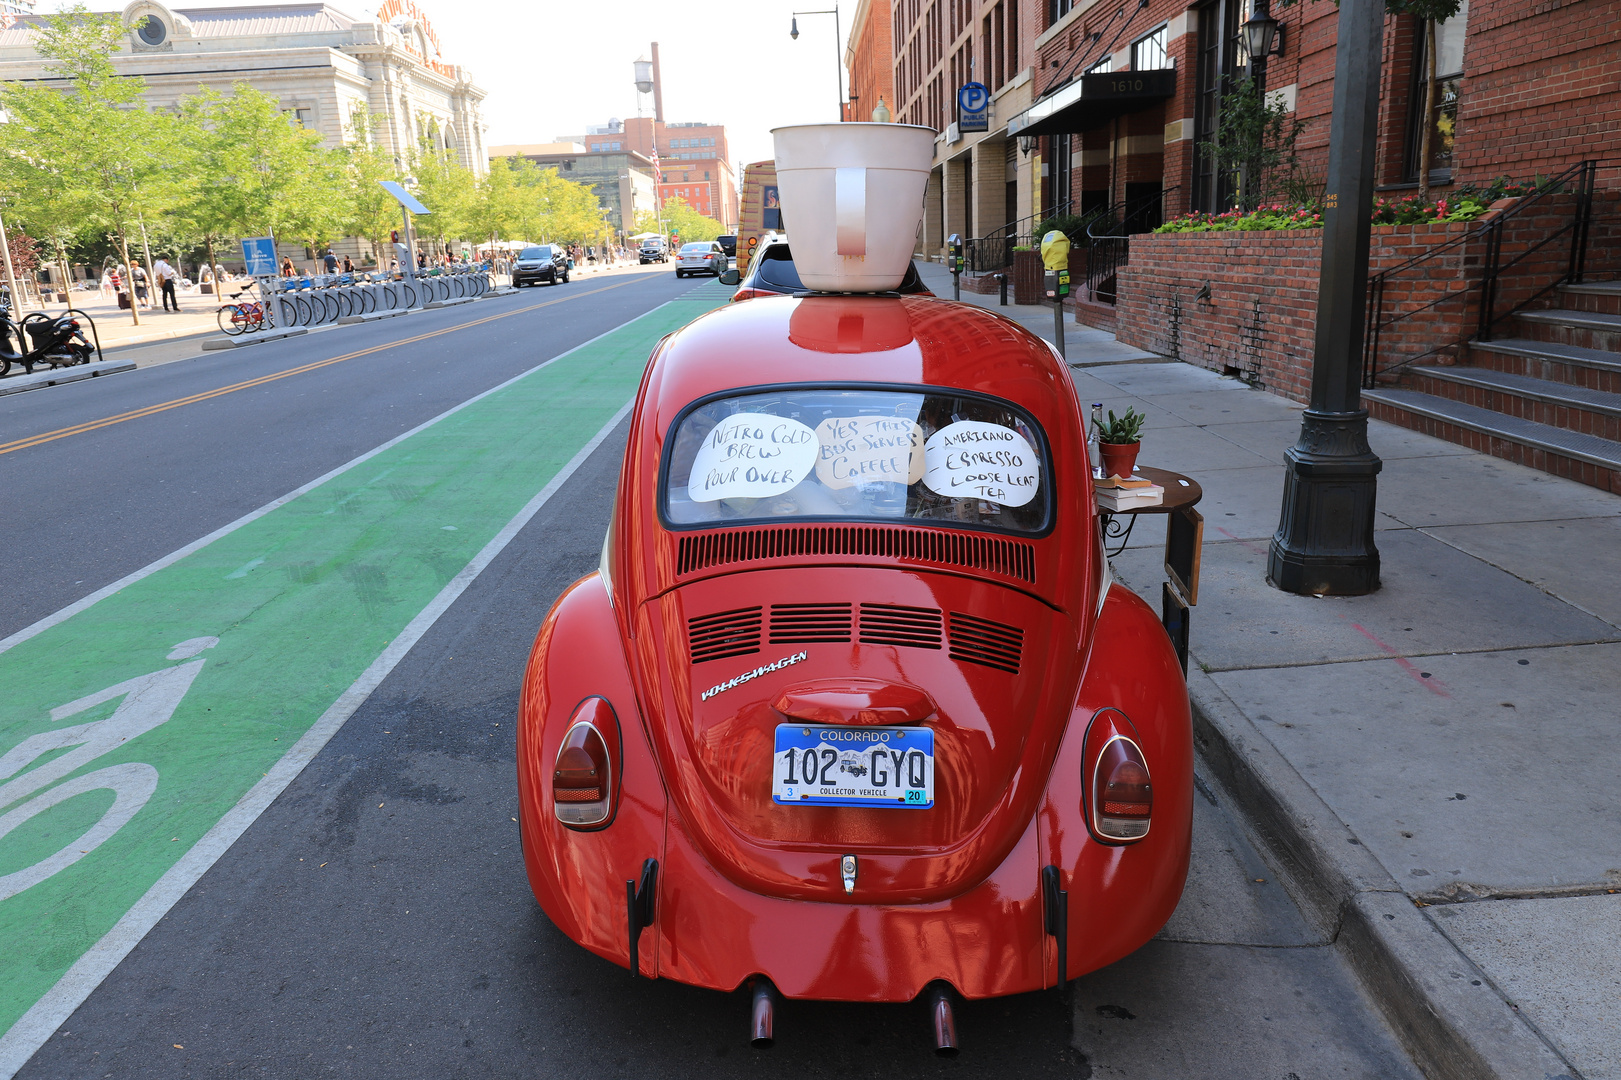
[{"left": 1363, "top": 280, "right": 1621, "bottom": 493}]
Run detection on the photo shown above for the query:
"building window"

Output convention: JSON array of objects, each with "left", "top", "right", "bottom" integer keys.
[
  {"left": 1193, "top": 0, "right": 1251, "bottom": 211},
  {"left": 1049, "top": 132, "right": 1072, "bottom": 216},
  {"left": 136, "top": 16, "right": 167, "bottom": 46},
  {"left": 1133, "top": 25, "right": 1168, "bottom": 70},
  {"left": 1086, "top": 55, "right": 1112, "bottom": 74},
  {"left": 1403, "top": 2, "right": 1468, "bottom": 183},
  {"left": 283, "top": 107, "right": 312, "bottom": 128},
  {"left": 1048, "top": 0, "right": 1074, "bottom": 26}
]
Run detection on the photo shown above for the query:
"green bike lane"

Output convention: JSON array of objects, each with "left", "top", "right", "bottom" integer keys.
[{"left": 0, "top": 285, "right": 731, "bottom": 1073}]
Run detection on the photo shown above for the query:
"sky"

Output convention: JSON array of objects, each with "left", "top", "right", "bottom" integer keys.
[{"left": 41, "top": 0, "right": 857, "bottom": 175}]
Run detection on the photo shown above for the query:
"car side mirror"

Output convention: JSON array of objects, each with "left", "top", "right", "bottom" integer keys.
[{"left": 719, "top": 269, "right": 740, "bottom": 286}]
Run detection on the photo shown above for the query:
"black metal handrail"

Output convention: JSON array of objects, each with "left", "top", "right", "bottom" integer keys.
[
  {"left": 962, "top": 199, "right": 1089, "bottom": 273},
  {"left": 1360, "top": 160, "right": 1601, "bottom": 389},
  {"left": 1085, "top": 186, "right": 1180, "bottom": 304}
]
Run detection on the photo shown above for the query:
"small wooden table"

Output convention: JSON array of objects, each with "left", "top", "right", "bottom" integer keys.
[{"left": 1096, "top": 466, "right": 1202, "bottom": 556}]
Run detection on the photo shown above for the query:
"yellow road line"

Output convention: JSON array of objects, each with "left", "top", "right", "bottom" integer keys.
[{"left": 0, "top": 280, "right": 640, "bottom": 457}]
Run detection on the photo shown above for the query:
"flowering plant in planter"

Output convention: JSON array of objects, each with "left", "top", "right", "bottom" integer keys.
[{"left": 1155, "top": 204, "right": 1323, "bottom": 233}]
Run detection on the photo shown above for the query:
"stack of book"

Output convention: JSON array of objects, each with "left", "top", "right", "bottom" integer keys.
[{"left": 1095, "top": 473, "right": 1164, "bottom": 512}]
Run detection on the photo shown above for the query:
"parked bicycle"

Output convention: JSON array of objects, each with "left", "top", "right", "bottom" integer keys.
[{"left": 216, "top": 282, "right": 276, "bottom": 337}]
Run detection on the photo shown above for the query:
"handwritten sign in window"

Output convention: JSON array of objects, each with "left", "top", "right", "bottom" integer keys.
[
  {"left": 813, "top": 415, "right": 924, "bottom": 489},
  {"left": 922, "top": 420, "right": 1040, "bottom": 507},
  {"left": 686, "top": 413, "right": 819, "bottom": 502}
]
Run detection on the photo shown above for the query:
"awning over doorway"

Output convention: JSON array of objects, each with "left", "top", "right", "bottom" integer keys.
[{"left": 1007, "top": 69, "right": 1176, "bottom": 138}]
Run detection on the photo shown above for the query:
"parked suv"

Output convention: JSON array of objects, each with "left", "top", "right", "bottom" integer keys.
[
  {"left": 638, "top": 238, "right": 668, "bottom": 264},
  {"left": 513, "top": 244, "right": 570, "bottom": 287}
]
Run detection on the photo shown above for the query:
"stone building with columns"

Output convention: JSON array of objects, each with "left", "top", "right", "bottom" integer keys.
[{"left": 0, "top": 0, "right": 488, "bottom": 175}]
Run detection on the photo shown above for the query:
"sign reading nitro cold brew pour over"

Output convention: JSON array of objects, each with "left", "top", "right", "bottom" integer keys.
[
  {"left": 923, "top": 420, "right": 1040, "bottom": 506},
  {"left": 687, "top": 413, "right": 820, "bottom": 501}
]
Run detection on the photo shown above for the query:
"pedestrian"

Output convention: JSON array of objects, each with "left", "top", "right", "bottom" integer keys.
[
  {"left": 154, "top": 255, "right": 180, "bottom": 312},
  {"left": 322, "top": 247, "right": 338, "bottom": 274},
  {"left": 342, "top": 254, "right": 354, "bottom": 274},
  {"left": 280, "top": 256, "right": 296, "bottom": 278},
  {"left": 131, "top": 261, "right": 150, "bottom": 307},
  {"left": 107, "top": 266, "right": 125, "bottom": 308}
]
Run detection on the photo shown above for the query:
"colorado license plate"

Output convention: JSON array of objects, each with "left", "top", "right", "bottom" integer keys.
[{"left": 771, "top": 725, "right": 934, "bottom": 808}]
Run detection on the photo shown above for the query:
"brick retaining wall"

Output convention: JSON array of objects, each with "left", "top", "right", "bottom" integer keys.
[{"left": 1116, "top": 192, "right": 1620, "bottom": 402}]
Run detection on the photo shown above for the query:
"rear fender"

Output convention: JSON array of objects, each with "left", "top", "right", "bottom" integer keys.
[
  {"left": 1038, "top": 583, "right": 1194, "bottom": 982},
  {"left": 518, "top": 574, "right": 668, "bottom": 975}
]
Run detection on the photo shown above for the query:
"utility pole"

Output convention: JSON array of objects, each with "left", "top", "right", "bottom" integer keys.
[
  {"left": 0, "top": 207, "right": 23, "bottom": 313},
  {"left": 1267, "top": 0, "right": 1384, "bottom": 596}
]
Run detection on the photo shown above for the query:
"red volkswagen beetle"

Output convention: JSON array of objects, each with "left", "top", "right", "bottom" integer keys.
[{"left": 516, "top": 291, "right": 1192, "bottom": 1051}]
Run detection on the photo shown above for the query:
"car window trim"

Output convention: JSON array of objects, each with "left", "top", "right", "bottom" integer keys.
[{"left": 655, "top": 379, "right": 1059, "bottom": 540}]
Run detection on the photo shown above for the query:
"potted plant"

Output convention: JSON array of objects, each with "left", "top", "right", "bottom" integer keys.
[{"left": 1098, "top": 407, "right": 1146, "bottom": 478}]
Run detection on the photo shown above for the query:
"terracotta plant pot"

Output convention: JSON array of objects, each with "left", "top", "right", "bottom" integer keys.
[{"left": 1098, "top": 441, "right": 1140, "bottom": 479}]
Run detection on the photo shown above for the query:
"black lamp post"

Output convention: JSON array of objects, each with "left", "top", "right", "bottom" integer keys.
[
  {"left": 1267, "top": 0, "right": 1384, "bottom": 596},
  {"left": 1242, "top": 0, "right": 1280, "bottom": 86}
]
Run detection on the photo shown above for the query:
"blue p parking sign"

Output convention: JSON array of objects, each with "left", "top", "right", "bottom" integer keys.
[
  {"left": 958, "top": 81, "right": 990, "bottom": 132},
  {"left": 241, "top": 236, "right": 277, "bottom": 277}
]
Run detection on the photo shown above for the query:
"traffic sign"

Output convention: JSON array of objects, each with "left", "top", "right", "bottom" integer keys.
[
  {"left": 240, "top": 236, "right": 277, "bottom": 277},
  {"left": 958, "top": 81, "right": 990, "bottom": 132}
]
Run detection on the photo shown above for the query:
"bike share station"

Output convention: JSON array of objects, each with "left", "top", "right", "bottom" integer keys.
[{"left": 208, "top": 182, "right": 495, "bottom": 347}]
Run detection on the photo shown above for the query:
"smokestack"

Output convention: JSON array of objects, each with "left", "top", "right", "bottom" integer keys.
[{"left": 650, "top": 41, "right": 664, "bottom": 123}]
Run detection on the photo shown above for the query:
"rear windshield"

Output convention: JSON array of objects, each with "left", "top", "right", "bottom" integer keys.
[
  {"left": 520, "top": 246, "right": 552, "bottom": 259},
  {"left": 749, "top": 245, "right": 925, "bottom": 294},
  {"left": 662, "top": 387, "right": 1050, "bottom": 534},
  {"left": 681, "top": 242, "right": 711, "bottom": 254}
]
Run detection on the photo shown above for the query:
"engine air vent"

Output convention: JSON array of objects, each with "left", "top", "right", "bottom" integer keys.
[
  {"left": 948, "top": 613, "right": 1023, "bottom": 674},
  {"left": 859, "top": 603, "right": 944, "bottom": 650},
  {"left": 675, "top": 525, "right": 1036, "bottom": 583},
  {"left": 687, "top": 606, "right": 762, "bottom": 663},
  {"left": 770, "top": 603, "right": 853, "bottom": 644}
]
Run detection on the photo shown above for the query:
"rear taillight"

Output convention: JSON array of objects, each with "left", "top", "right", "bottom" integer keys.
[
  {"left": 729, "top": 287, "right": 776, "bottom": 303},
  {"left": 552, "top": 697, "right": 620, "bottom": 828},
  {"left": 1082, "top": 709, "right": 1153, "bottom": 844},
  {"left": 1093, "top": 738, "right": 1152, "bottom": 840}
]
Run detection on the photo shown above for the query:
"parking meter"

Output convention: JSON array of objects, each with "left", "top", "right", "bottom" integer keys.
[
  {"left": 948, "top": 233, "right": 963, "bottom": 300},
  {"left": 1040, "top": 230, "right": 1071, "bottom": 360}
]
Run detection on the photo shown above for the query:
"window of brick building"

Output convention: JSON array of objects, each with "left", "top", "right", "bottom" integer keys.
[
  {"left": 1048, "top": 0, "right": 1075, "bottom": 26},
  {"left": 1403, "top": 1, "right": 1469, "bottom": 184},
  {"left": 1087, "top": 55, "right": 1113, "bottom": 74},
  {"left": 1133, "top": 25, "right": 1168, "bottom": 70},
  {"left": 1193, "top": 0, "right": 1252, "bottom": 211}
]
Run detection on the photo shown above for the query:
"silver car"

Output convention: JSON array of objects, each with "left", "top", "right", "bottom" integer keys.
[{"left": 674, "top": 241, "right": 728, "bottom": 278}]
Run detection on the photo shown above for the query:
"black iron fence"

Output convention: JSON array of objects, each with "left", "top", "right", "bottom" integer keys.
[
  {"left": 1361, "top": 160, "right": 1601, "bottom": 389},
  {"left": 1084, "top": 187, "right": 1179, "bottom": 305}
]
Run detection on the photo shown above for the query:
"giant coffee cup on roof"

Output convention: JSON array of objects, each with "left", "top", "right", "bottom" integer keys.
[{"left": 771, "top": 122, "right": 936, "bottom": 293}]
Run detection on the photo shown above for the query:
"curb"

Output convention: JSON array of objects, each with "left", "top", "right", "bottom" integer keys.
[
  {"left": 1184, "top": 666, "right": 1578, "bottom": 1080},
  {"left": 0, "top": 359, "right": 137, "bottom": 396},
  {"left": 200, "top": 327, "right": 309, "bottom": 351},
  {"left": 337, "top": 308, "right": 416, "bottom": 325},
  {"left": 423, "top": 296, "right": 477, "bottom": 310}
]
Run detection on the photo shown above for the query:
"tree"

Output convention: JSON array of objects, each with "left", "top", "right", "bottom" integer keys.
[
  {"left": 176, "top": 84, "right": 346, "bottom": 276},
  {"left": 0, "top": 5, "right": 181, "bottom": 324},
  {"left": 640, "top": 196, "right": 724, "bottom": 243},
  {"left": 341, "top": 112, "right": 401, "bottom": 264},
  {"left": 1197, "top": 77, "right": 1309, "bottom": 210},
  {"left": 406, "top": 147, "right": 475, "bottom": 258}
]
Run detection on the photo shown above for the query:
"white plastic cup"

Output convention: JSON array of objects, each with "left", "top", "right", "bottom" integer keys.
[{"left": 771, "top": 122, "right": 937, "bottom": 293}]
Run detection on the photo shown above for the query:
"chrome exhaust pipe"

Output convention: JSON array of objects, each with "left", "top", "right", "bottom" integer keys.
[
  {"left": 927, "top": 982, "right": 959, "bottom": 1057},
  {"left": 750, "top": 978, "right": 777, "bottom": 1048}
]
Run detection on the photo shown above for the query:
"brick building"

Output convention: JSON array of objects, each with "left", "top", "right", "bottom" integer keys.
[
  {"left": 555, "top": 116, "right": 738, "bottom": 228},
  {"left": 485, "top": 143, "right": 659, "bottom": 239},
  {"left": 849, "top": 0, "right": 1620, "bottom": 258},
  {"left": 844, "top": 0, "right": 897, "bottom": 121}
]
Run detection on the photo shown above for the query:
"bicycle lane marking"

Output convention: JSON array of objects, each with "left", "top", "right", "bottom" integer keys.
[
  {"left": 0, "top": 293, "right": 725, "bottom": 1075},
  {"left": 0, "top": 277, "right": 644, "bottom": 457}
]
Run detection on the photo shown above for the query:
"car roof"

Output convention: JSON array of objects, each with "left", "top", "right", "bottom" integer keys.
[{"left": 641, "top": 295, "right": 1072, "bottom": 446}]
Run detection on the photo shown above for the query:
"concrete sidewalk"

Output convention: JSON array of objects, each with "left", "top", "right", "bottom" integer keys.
[{"left": 916, "top": 258, "right": 1621, "bottom": 1079}]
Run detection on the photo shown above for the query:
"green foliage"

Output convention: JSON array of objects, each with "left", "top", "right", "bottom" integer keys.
[
  {"left": 1034, "top": 213, "right": 1094, "bottom": 246},
  {"left": 1153, "top": 173, "right": 1550, "bottom": 233},
  {"left": 1197, "top": 76, "right": 1310, "bottom": 211},
  {"left": 653, "top": 196, "right": 724, "bottom": 243},
  {"left": 1099, "top": 408, "right": 1146, "bottom": 445},
  {"left": 6, "top": 232, "right": 41, "bottom": 275},
  {"left": 1156, "top": 204, "right": 1325, "bottom": 232}
]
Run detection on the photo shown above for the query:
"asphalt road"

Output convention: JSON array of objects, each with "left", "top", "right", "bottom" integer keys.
[{"left": 1, "top": 275, "right": 1419, "bottom": 1079}]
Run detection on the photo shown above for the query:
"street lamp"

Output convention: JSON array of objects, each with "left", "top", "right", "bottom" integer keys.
[
  {"left": 1267, "top": 0, "right": 1384, "bottom": 596},
  {"left": 790, "top": 6, "right": 843, "bottom": 122},
  {"left": 1242, "top": 1, "right": 1282, "bottom": 68}
]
